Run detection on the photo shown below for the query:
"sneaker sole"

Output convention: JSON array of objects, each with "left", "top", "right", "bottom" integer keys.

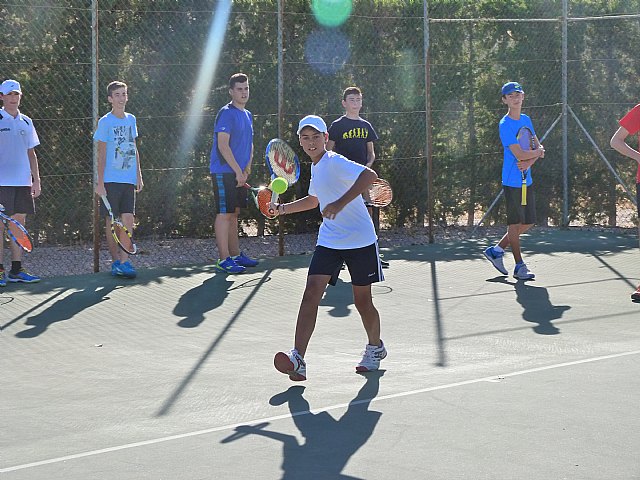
[
  {"left": 274, "top": 352, "right": 306, "bottom": 381},
  {"left": 213, "top": 265, "right": 245, "bottom": 274},
  {"left": 483, "top": 251, "right": 508, "bottom": 275},
  {"left": 8, "top": 278, "right": 40, "bottom": 283},
  {"left": 356, "top": 365, "right": 379, "bottom": 373},
  {"left": 513, "top": 274, "right": 535, "bottom": 280}
]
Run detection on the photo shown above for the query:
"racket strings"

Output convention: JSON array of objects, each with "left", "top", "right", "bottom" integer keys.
[
  {"left": 369, "top": 186, "right": 393, "bottom": 207},
  {"left": 266, "top": 140, "right": 300, "bottom": 184},
  {"left": 3, "top": 217, "right": 33, "bottom": 252},
  {"left": 256, "top": 189, "right": 277, "bottom": 219},
  {"left": 366, "top": 179, "right": 393, "bottom": 207},
  {"left": 112, "top": 221, "right": 137, "bottom": 255}
]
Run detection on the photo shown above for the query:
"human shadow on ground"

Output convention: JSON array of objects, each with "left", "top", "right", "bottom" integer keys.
[
  {"left": 173, "top": 275, "right": 236, "bottom": 328},
  {"left": 4, "top": 266, "right": 212, "bottom": 336},
  {"left": 221, "top": 371, "right": 384, "bottom": 480},
  {"left": 487, "top": 277, "right": 571, "bottom": 335}
]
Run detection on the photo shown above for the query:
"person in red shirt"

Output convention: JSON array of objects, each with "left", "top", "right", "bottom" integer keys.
[{"left": 610, "top": 105, "right": 640, "bottom": 302}]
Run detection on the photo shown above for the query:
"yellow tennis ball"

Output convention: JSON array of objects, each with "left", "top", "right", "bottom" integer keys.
[{"left": 270, "top": 177, "right": 288, "bottom": 194}]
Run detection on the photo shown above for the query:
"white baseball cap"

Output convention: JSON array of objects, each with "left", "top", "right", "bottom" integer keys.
[
  {"left": 0, "top": 79, "right": 22, "bottom": 95},
  {"left": 297, "top": 115, "right": 327, "bottom": 134}
]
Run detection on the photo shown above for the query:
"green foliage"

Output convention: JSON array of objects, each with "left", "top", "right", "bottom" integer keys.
[{"left": 0, "top": 0, "right": 638, "bottom": 247}]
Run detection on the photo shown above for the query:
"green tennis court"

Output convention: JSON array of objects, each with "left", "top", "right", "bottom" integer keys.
[{"left": 2, "top": 229, "right": 639, "bottom": 479}]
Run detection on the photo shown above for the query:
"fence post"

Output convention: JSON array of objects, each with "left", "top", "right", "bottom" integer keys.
[
  {"left": 277, "top": 0, "right": 285, "bottom": 256},
  {"left": 424, "top": 0, "right": 434, "bottom": 242},
  {"left": 92, "top": 0, "right": 100, "bottom": 272},
  {"left": 561, "top": 0, "right": 569, "bottom": 226}
]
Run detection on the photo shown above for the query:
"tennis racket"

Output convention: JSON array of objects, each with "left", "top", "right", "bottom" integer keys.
[
  {"left": 516, "top": 126, "right": 536, "bottom": 206},
  {"left": 265, "top": 138, "right": 301, "bottom": 210},
  {"left": 244, "top": 184, "right": 277, "bottom": 220},
  {"left": 100, "top": 195, "right": 138, "bottom": 255},
  {"left": 0, "top": 205, "right": 33, "bottom": 252},
  {"left": 363, "top": 178, "right": 393, "bottom": 208}
]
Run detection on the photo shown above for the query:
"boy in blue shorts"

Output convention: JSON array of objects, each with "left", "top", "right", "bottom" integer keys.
[
  {"left": 483, "top": 82, "right": 545, "bottom": 280},
  {"left": 272, "top": 115, "right": 387, "bottom": 381},
  {"left": 210, "top": 73, "right": 258, "bottom": 273},
  {"left": 94, "top": 81, "right": 143, "bottom": 279},
  {"left": 0, "top": 79, "right": 42, "bottom": 285}
]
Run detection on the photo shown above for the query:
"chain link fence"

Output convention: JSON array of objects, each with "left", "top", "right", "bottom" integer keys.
[{"left": 1, "top": 0, "right": 638, "bottom": 277}]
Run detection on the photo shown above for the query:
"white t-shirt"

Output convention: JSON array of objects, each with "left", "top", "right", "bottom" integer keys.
[
  {"left": 308, "top": 150, "right": 377, "bottom": 249},
  {"left": 0, "top": 108, "right": 39, "bottom": 186}
]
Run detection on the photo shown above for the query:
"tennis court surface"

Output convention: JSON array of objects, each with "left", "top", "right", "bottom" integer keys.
[{"left": 2, "top": 229, "right": 639, "bottom": 480}]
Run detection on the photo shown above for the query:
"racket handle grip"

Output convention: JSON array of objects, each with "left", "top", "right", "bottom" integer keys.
[
  {"left": 521, "top": 184, "right": 527, "bottom": 206},
  {"left": 271, "top": 189, "right": 278, "bottom": 206}
]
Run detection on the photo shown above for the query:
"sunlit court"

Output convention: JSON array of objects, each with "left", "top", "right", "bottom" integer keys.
[{"left": 2, "top": 1, "right": 640, "bottom": 479}]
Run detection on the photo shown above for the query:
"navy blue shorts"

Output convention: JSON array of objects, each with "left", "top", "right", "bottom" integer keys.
[
  {"left": 212, "top": 173, "right": 247, "bottom": 214},
  {"left": 309, "top": 243, "right": 384, "bottom": 287},
  {"left": 504, "top": 185, "right": 536, "bottom": 225},
  {"left": 100, "top": 183, "right": 135, "bottom": 217},
  {"left": 0, "top": 186, "right": 35, "bottom": 215}
]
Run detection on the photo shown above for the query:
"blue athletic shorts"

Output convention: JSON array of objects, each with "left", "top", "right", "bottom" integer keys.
[{"left": 212, "top": 173, "right": 247, "bottom": 214}]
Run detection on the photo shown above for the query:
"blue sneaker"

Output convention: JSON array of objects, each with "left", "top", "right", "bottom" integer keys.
[
  {"left": 111, "top": 260, "right": 122, "bottom": 277},
  {"left": 514, "top": 262, "right": 535, "bottom": 280},
  {"left": 0, "top": 270, "right": 6, "bottom": 287},
  {"left": 483, "top": 246, "right": 508, "bottom": 275},
  {"left": 233, "top": 251, "right": 258, "bottom": 267},
  {"left": 120, "top": 261, "right": 137, "bottom": 279},
  {"left": 214, "top": 257, "right": 246, "bottom": 274},
  {"left": 8, "top": 268, "right": 41, "bottom": 283}
]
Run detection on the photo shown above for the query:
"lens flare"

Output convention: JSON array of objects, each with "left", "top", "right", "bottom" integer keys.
[
  {"left": 304, "top": 29, "right": 350, "bottom": 75},
  {"left": 312, "top": 0, "right": 352, "bottom": 28}
]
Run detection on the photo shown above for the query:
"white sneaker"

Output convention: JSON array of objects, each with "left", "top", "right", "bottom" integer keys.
[
  {"left": 356, "top": 340, "right": 387, "bottom": 373},
  {"left": 274, "top": 349, "right": 306, "bottom": 381},
  {"left": 483, "top": 246, "right": 508, "bottom": 275},
  {"left": 514, "top": 262, "right": 535, "bottom": 280}
]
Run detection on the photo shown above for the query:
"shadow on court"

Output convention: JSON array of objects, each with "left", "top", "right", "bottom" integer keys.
[
  {"left": 2, "top": 230, "right": 640, "bottom": 479},
  {"left": 222, "top": 371, "right": 384, "bottom": 480},
  {"left": 487, "top": 276, "right": 571, "bottom": 335}
]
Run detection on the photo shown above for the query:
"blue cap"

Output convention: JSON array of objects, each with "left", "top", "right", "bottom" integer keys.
[{"left": 501, "top": 81, "right": 524, "bottom": 95}]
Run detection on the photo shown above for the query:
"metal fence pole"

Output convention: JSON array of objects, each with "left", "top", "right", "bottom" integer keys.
[
  {"left": 92, "top": 0, "right": 100, "bottom": 272},
  {"left": 277, "top": 0, "right": 285, "bottom": 256},
  {"left": 424, "top": 0, "right": 434, "bottom": 242},
  {"left": 562, "top": 0, "right": 569, "bottom": 226}
]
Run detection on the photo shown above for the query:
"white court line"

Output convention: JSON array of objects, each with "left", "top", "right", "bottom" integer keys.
[{"left": 3, "top": 348, "right": 640, "bottom": 473}]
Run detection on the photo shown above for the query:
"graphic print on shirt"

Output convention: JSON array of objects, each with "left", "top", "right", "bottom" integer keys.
[
  {"left": 112, "top": 125, "right": 136, "bottom": 171},
  {"left": 341, "top": 127, "right": 370, "bottom": 140}
]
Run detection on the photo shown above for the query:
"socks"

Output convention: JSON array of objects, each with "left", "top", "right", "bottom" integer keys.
[{"left": 11, "top": 261, "right": 21, "bottom": 274}]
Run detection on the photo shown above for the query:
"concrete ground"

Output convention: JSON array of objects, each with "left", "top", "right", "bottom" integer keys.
[{"left": 2, "top": 229, "right": 639, "bottom": 480}]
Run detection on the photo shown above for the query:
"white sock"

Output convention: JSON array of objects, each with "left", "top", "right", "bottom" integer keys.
[{"left": 494, "top": 245, "right": 505, "bottom": 253}]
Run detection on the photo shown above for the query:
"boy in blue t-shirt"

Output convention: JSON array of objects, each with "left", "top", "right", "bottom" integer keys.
[
  {"left": 209, "top": 73, "right": 258, "bottom": 274},
  {"left": 483, "top": 82, "right": 545, "bottom": 280},
  {"left": 94, "top": 81, "right": 143, "bottom": 279}
]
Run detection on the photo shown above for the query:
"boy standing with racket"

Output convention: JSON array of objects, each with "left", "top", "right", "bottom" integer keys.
[
  {"left": 272, "top": 115, "right": 386, "bottom": 381},
  {"left": 483, "top": 82, "right": 545, "bottom": 280},
  {"left": 610, "top": 106, "right": 640, "bottom": 301},
  {"left": 210, "top": 73, "right": 258, "bottom": 274},
  {"left": 94, "top": 81, "right": 143, "bottom": 279},
  {"left": 327, "top": 86, "right": 388, "bottom": 268},
  {"left": 0, "top": 79, "right": 42, "bottom": 285}
]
